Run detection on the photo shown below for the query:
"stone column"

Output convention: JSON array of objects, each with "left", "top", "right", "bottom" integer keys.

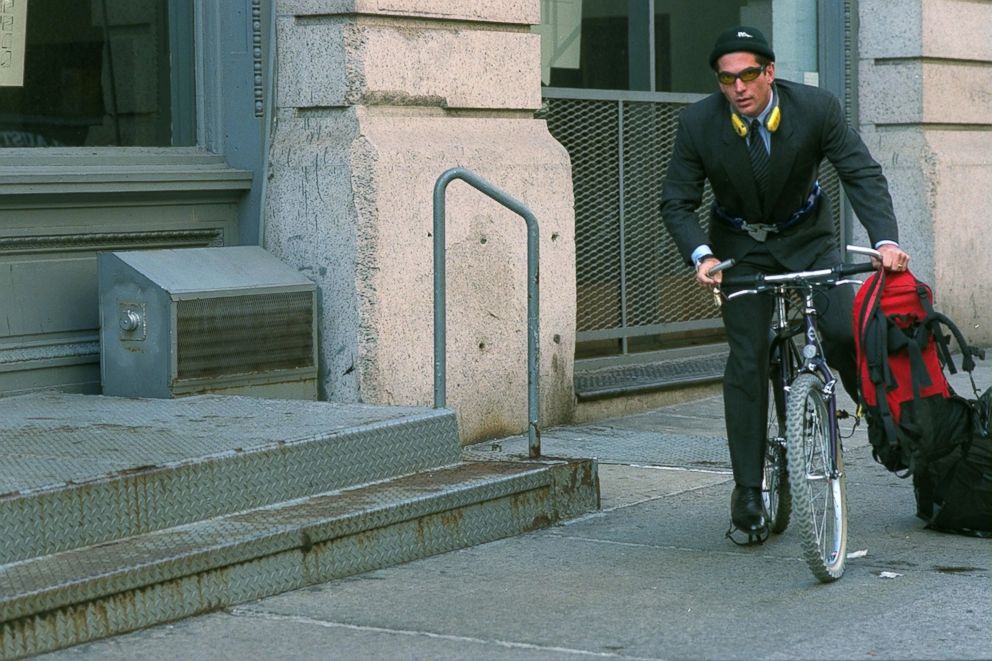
[
  {"left": 264, "top": 0, "right": 577, "bottom": 442},
  {"left": 857, "top": 0, "right": 992, "bottom": 344}
]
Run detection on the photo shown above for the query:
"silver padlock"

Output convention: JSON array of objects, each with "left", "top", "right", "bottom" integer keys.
[{"left": 746, "top": 226, "right": 768, "bottom": 242}]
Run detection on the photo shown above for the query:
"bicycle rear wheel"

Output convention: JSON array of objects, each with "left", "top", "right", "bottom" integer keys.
[
  {"left": 785, "top": 372, "right": 848, "bottom": 582},
  {"left": 763, "top": 380, "right": 790, "bottom": 533}
]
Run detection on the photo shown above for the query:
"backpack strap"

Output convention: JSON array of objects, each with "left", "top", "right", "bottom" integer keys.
[
  {"left": 858, "top": 270, "right": 892, "bottom": 388},
  {"left": 884, "top": 319, "right": 932, "bottom": 400},
  {"left": 916, "top": 284, "right": 986, "bottom": 374},
  {"left": 856, "top": 269, "right": 884, "bottom": 344}
]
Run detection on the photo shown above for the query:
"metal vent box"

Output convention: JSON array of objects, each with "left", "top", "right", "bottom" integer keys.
[{"left": 99, "top": 247, "right": 318, "bottom": 400}]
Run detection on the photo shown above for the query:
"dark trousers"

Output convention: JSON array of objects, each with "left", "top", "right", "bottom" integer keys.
[{"left": 720, "top": 243, "right": 858, "bottom": 488}]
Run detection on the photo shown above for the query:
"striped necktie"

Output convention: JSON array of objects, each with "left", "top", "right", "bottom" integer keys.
[{"left": 748, "top": 119, "right": 770, "bottom": 200}]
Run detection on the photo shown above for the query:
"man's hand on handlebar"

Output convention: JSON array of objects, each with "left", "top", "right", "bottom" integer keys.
[
  {"left": 696, "top": 256, "right": 723, "bottom": 286},
  {"left": 876, "top": 243, "right": 910, "bottom": 272}
]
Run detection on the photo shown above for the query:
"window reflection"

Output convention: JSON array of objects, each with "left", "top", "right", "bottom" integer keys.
[
  {"left": 0, "top": 0, "right": 193, "bottom": 148},
  {"left": 537, "top": 0, "right": 817, "bottom": 94}
]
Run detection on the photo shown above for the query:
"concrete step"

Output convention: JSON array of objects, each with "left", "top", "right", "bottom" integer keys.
[
  {"left": 0, "top": 393, "right": 461, "bottom": 564},
  {"left": 0, "top": 458, "right": 597, "bottom": 659}
]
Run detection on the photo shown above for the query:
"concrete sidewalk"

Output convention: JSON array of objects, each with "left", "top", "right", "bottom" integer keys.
[{"left": 38, "top": 361, "right": 992, "bottom": 660}]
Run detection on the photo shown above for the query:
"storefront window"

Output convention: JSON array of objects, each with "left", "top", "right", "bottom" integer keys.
[
  {"left": 537, "top": 0, "right": 819, "bottom": 94},
  {"left": 538, "top": 0, "right": 634, "bottom": 90},
  {"left": 0, "top": 0, "right": 194, "bottom": 148}
]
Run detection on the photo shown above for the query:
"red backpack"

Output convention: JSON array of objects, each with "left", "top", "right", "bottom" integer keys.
[{"left": 853, "top": 268, "right": 983, "bottom": 474}]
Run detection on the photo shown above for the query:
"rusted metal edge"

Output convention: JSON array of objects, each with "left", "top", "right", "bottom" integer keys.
[
  {"left": 1, "top": 460, "right": 596, "bottom": 622},
  {"left": 0, "top": 458, "right": 597, "bottom": 659}
]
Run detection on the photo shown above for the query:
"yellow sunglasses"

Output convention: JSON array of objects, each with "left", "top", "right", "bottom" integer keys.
[{"left": 716, "top": 65, "right": 766, "bottom": 86}]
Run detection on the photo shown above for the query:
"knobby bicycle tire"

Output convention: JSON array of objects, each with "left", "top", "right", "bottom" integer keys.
[
  {"left": 764, "top": 334, "right": 801, "bottom": 533},
  {"left": 785, "top": 372, "right": 848, "bottom": 582},
  {"left": 764, "top": 380, "right": 791, "bottom": 533}
]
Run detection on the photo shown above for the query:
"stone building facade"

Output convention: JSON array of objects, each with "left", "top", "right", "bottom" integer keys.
[{"left": 1, "top": 0, "right": 988, "bottom": 444}]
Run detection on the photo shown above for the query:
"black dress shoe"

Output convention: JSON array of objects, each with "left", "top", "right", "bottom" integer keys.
[{"left": 731, "top": 485, "right": 767, "bottom": 533}]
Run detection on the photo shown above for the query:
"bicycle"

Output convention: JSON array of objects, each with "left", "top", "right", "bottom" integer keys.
[{"left": 711, "top": 245, "right": 880, "bottom": 582}]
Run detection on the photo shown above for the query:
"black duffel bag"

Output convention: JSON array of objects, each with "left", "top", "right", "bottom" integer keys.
[{"left": 915, "top": 387, "right": 992, "bottom": 537}]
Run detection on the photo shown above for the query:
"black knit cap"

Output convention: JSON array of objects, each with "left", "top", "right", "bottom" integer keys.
[{"left": 708, "top": 26, "right": 775, "bottom": 69}]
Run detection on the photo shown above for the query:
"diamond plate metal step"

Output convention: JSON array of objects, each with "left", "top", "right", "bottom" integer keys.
[
  {"left": 0, "top": 458, "right": 598, "bottom": 659},
  {"left": 0, "top": 393, "right": 461, "bottom": 565},
  {"left": 575, "top": 350, "right": 727, "bottom": 401}
]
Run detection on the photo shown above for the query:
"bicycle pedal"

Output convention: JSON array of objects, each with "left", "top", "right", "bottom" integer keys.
[{"left": 725, "top": 523, "right": 769, "bottom": 547}]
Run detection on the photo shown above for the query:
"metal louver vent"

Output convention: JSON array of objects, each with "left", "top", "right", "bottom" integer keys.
[
  {"left": 176, "top": 291, "right": 314, "bottom": 380},
  {"left": 99, "top": 246, "right": 318, "bottom": 400}
]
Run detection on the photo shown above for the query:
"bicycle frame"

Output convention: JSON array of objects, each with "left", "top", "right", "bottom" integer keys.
[{"left": 769, "top": 283, "right": 842, "bottom": 479}]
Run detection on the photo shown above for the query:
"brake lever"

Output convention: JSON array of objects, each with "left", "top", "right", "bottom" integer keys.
[{"left": 726, "top": 288, "right": 760, "bottom": 300}]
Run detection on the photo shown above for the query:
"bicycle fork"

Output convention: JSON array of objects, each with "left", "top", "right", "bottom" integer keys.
[{"left": 797, "top": 289, "right": 844, "bottom": 481}]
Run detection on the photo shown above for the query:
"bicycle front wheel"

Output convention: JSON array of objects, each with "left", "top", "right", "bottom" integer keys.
[{"left": 785, "top": 373, "right": 848, "bottom": 582}]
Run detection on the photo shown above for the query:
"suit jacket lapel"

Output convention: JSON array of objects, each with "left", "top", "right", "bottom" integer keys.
[{"left": 764, "top": 91, "right": 798, "bottom": 215}]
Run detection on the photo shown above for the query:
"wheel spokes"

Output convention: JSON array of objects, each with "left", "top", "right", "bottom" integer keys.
[
  {"left": 786, "top": 373, "right": 847, "bottom": 581},
  {"left": 803, "top": 394, "right": 838, "bottom": 562}
]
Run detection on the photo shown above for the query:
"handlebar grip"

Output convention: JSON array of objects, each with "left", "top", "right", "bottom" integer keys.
[
  {"left": 706, "top": 258, "right": 736, "bottom": 277},
  {"left": 720, "top": 272, "right": 763, "bottom": 287},
  {"left": 835, "top": 262, "right": 878, "bottom": 277},
  {"left": 846, "top": 244, "right": 882, "bottom": 260}
]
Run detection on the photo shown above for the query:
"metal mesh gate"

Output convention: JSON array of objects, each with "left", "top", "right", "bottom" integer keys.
[{"left": 540, "top": 89, "right": 843, "bottom": 357}]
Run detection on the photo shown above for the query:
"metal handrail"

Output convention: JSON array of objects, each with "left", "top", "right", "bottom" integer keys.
[{"left": 433, "top": 167, "right": 541, "bottom": 458}]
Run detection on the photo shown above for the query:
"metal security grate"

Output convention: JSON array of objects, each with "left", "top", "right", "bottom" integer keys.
[
  {"left": 541, "top": 89, "right": 843, "bottom": 357},
  {"left": 541, "top": 91, "right": 718, "bottom": 347},
  {"left": 176, "top": 291, "right": 314, "bottom": 380},
  {"left": 543, "top": 96, "right": 622, "bottom": 333},
  {"left": 621, "top": 100, "right": 717, "bottom": 330}
]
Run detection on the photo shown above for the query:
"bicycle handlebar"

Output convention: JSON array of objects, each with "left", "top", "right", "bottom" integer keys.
[
  {"left": 706, "top": 245, "right": 881, "bottom": 288},
  {"left": 719, "top": 261, "right": 877, "bottom": 288}
]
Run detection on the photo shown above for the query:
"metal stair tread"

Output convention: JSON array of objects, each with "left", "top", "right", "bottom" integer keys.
[
  {"left": 0, "top": 392, "right": 457, "bottom": 496},
  {"left": 574, "top": 351, "right": 727, "bottom": 400},
  {"left": 0, "top": 459, "right": 566, "bottom": 621},
  {"left": 1, "top": 393, "right": 462, "bottom": 565}
]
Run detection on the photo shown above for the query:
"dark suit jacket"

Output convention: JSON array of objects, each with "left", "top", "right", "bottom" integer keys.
[{"left": 661, "top": 79, "right": 898, "bottom": 271}]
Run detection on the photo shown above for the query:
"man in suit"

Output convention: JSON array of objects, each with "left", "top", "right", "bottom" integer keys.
[{"left": 661, "top": 26, "right": 910, "bottom": 539}]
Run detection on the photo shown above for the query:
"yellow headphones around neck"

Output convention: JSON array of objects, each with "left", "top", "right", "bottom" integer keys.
[{"left": 731, "top": 104, "right": 781, "bottom": 137}]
